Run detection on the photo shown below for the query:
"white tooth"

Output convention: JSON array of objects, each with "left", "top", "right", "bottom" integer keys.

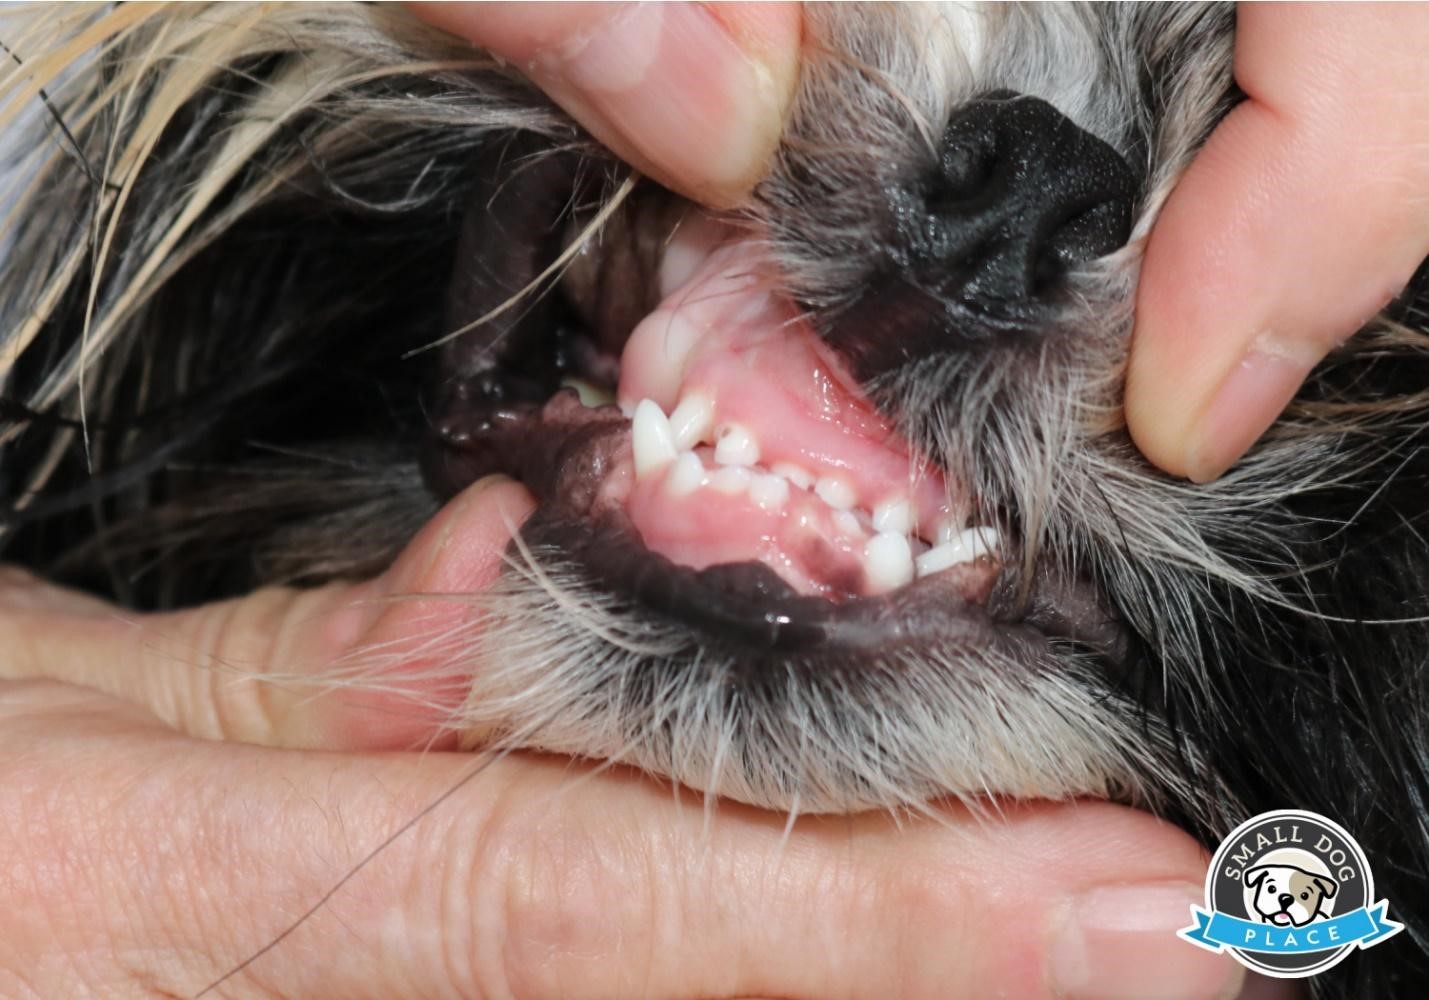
[
  {"left": 665, "top": 451, "right": 707, "bottom": 496},
  {"left": 958, "top": 526, "right": 1001, "bottom": 560},
  {"left": 714, "top": 422, "right": 761, "bottom": 466},
  {"left": 709, "top": 465, "right": 753, "bottom": 495},
  {"left": 772, "top": 462, "right": 814, "bottom": 490},
  {"left": 560, "top": 377, "right": 615, "bottom": 409},
  {"left": 934, "top": 518, "right": 961, "bottom": 545},
  {"left": 749, "top": 474, "right": 789, "bottom": 511},
  {"left": 668, "top": 392, "right": 715, "bottom": 450},
  {"left": 914, "top": 526, "right": 1001, "bottom": 577},
  {"left": 872, "top": 497, "right": 914, "bottom": 535},
  {"left": 915, "top": 543, "right": 968, "bottom": 577},
  {"left": 814, "top": 476, "right": 856, "bottom": 510},
  {"left": 863, "top": 531, "right": 914, "bottom": 592},
  {"left": 632, "top": 399, "right": 677, "bottom": 479},
  {"left": 833, "top": 510, "right": 863, "bottom": 537}
]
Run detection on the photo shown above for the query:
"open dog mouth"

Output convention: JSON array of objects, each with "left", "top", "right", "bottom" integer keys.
[{"left": 418, "top": 154, "right": 1042, "bottom": 655}]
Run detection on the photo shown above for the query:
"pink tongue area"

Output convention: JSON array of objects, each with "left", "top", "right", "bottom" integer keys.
[{"left": 615, "top": 242, "right": 960, "bottom": 600}]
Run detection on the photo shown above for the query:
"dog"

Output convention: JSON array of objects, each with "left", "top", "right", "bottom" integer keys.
[
  {"left": 1247, "top": 864, "right": 1339, "bottom": 929},
  {"left": 1, "top": 4, "right": 1426, "bottom": 996}
]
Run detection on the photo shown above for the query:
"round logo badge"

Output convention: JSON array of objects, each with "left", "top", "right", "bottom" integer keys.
[{"left": 1180, "top": 809, "right": 1401, "bottom": 978}]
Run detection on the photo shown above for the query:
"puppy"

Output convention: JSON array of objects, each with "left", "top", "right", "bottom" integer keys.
[
  {"left": 1247, "top": 865, "right": 1338, "bottom": 929},
  {"left": 2, "top": 4, "right": 1427, "bottom": 996}
]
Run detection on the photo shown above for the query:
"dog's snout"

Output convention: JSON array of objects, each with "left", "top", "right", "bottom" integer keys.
[
  {"left": 1279, "top": 893, "right": 1295, "bottom": 909},
  {"left": 912, "top": 93, "right": 1135, "bottom": 309}
]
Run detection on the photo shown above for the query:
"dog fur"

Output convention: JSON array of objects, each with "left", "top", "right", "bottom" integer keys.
[{"left": 2, "top": 4, "right": 1428, "bottom": 995}]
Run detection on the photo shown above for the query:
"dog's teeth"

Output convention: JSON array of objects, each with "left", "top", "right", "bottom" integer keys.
[
  {"left": 915, "top": 526, "right": 1001, "bottom": 577},
  {"left": 814, "top": 475, "right": 856, "bottom": 510},
  {"left": 771, "top": 462, "right": 814, "bottom": 490},
  {"left": 833, "top": 509, "right": 863, "bottom": 537},
  {"left": 749, "top": 473, "right": 789, "bottom": 511},
  {"left": 632, "top": 399, "right": 678, "bottom": 479},
  {"left": 872, "top": 497, "right": 914, "bottom": 535},
  {"left": 863, "top": 531, "right": 914, "bottom": 592},
  {"left": 714, "top": 422, "right": 761, "bottom": 466},
  {"left": 933, "top": 517, "right": 962, "bottom": 545},
  {"left": 668, "top": 392, "right": 715, "bottom": 450},
  {"left": 958, "top": 526, "right": 1000, "bottom": 560},
  {"left": 709, "top": 465, "right": 753, "bottom": 495},
  {"left": 560, "top": 377, "right": 615, "bottom": 409},
  {"left": 915, "top": 543, "right": 968, "bottom": 577},
  {"left": 665, "top": 451, "right": 707, "bottom": 496}
]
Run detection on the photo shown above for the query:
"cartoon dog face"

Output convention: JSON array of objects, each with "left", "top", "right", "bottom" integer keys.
[{"left": 1246, "top": 865, "right": 1338, "bottom": 927}]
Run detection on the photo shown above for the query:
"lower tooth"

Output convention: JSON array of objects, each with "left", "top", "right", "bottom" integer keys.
[
  {"left": 863, "top": 531, "right": 914, "bottom": 592},
  {"left": 772, "top": 462, "right": 814, "bottom": 490},
  {"left": 833, "top": 509, "right": 862, "bottom": 537},
  {"left": 749, "top": 474, "right": 789, "bottom": 511},
  {"left": 960, "top": 526, "right": 1000, "bottom": 559},
  {"left": 665, "top": 452, "right": 707, "bottom": 496},
  {"left": 872, "top": 498, "right": 913, "bottom": 535},
  {"left": 710, "top": 466, "right": 753, "bottom": 495},
  {"left": 560, "top": 377, "right": 615, "bottom": 409},
  {"left": 915, "top": 526, "right": 1001, "bottom": 577}
]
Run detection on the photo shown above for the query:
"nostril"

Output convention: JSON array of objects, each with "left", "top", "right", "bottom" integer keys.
[
  {"left": 929, "top": 140, "right": 999, "bottom": 211},
  {"left": 905, "top": 92, "right": 1136, "bottom": 310}
]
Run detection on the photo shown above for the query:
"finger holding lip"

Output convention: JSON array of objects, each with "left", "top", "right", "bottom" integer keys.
[
  {"left": 410, "top": 2, "right": 802, "bottom": 208},
  {"left": 0, "top": 475, "right": 536, "bottom": 751}
]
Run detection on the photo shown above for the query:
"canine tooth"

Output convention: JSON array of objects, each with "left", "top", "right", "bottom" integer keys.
[
  {"left": 863, "top": 531, "right": 914, "bottom": 592},
  {"left": 749, "top": 474, "right": 789, "bottom": 511},
  {"left": 665, "top": 451, "right": 707, "bottom": 496},
  {"left": 709, "top": 466, "right": 753, "bottom": 495},
  {"left": 915, "top": 526, "right": 1001, "bottom": 577},
  {"left": 772, "top": 462, "right": 814, "bottom": 490},
  {"left": 814, "top": 476, "right": 856, "bottom": 510},
  {"left": 915, "top": 543, "right": 966, "bottom": 577},
  {"left": 833, "top": 510, "right": 863, "bottom": 537},
  {"left": 714, "top": 422, "right": 761, "bottom": 466},
  {"left": 958, "top": 526, "right": 1001, "bottom": 560},
  {"left": 872, "top": 497, "right": 914, "bottom": 535},
  {"left": 632, "top": 399, "right": 678, "bottom": 478},
  {"left": 560, "top": 377, "right": 615, "bottom": 409},
  {"left": 668, "top": 392, "right": 715, "bottom": 450}
]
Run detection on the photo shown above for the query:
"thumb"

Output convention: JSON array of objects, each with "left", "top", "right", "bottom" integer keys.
[
  {"left": 408, "top": 2, "right": 802, "bottom": 208},
  {"left": 1126, "top": 4, "right": 1429, "bottom": 482},
  {"left": 0, "top": 475, "right": 535, "bottom": 751}
]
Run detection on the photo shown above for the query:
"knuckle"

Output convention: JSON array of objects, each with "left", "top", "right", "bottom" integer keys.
[{"left": 462, "top": 785, "right": 661, "bottom": 999}]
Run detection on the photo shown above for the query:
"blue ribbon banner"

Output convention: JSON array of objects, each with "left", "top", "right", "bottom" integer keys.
[{"left": 1180, "top": 903, "right": 1402, "bottom": 955}]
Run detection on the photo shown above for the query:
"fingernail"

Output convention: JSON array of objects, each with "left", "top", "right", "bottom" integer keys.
[
  {"left": 1049, "top": 882, "right": 1244, "bottom": 1000},
  {"left": 1185, "top": 343, "right": 1317, "bottom": 483},
  {"left": 541, "top": 3, "right": 787, "bottom": 204}
]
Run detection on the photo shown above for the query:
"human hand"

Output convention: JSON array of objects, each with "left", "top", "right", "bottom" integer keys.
[
  {"left": 410, "top": 2, "right": 802, "bottom": 208},
  {"left": 0, "top": 475, "right": 1258, "bottom": 999},
  {"left": 1127, "top": 4, "right": 1429, "bottom": 482}
]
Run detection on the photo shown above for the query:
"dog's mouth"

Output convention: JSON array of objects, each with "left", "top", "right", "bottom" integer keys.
[{"left": 420, "top": 152, "right": 1110, "bottom": 657}]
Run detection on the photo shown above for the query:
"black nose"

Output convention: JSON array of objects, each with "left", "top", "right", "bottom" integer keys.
[
  {"left": 1279, "top": 893, "right": 1295, "bottom": 908},
  {"left": 902, "top": 92, "right": 1135, "bottom": 313}
]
